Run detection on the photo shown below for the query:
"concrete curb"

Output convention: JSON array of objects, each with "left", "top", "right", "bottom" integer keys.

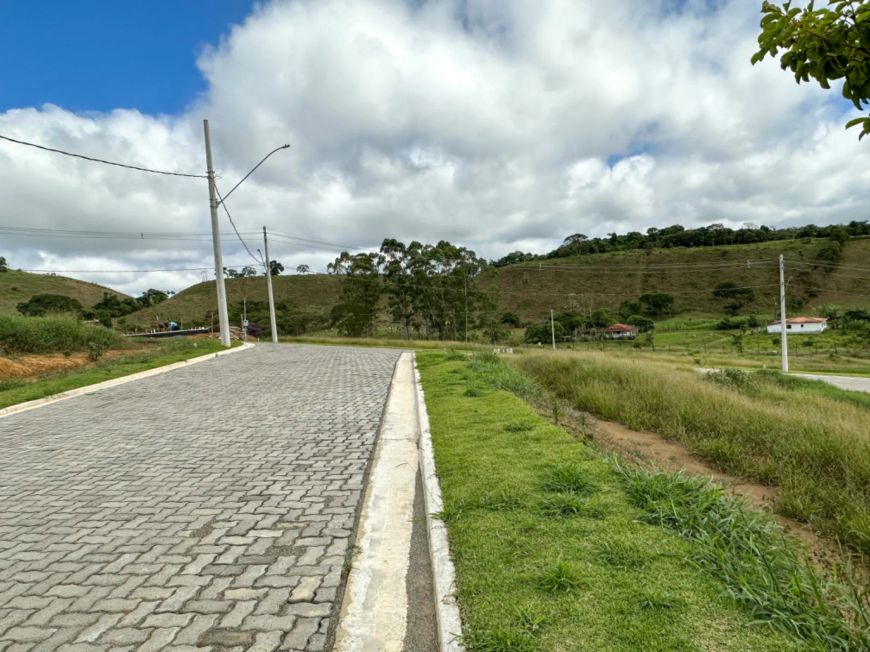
[
  {"left": 413, "top": 353, "right": 465, "bottom": 651},
  {"left": 0, "top": 342, "right": 255, "bottom": 420}
]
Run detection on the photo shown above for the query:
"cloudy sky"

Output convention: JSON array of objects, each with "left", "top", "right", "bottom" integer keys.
[{"left": 0, "top": 0, "right": 867, "bottom": 295}]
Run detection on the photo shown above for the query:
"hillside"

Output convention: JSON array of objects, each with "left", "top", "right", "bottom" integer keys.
[
  {"left": 123, "top": 237, "right": 870, "bottom": 330},
  {"left": 481, "top": 237, "right": 870, "bottom": 322},
  {"left": 0, "top": 270, "right": 129, "bottom": 315},
  {"left": 124, "top": 273, "right": 342, "bottom": 328}
]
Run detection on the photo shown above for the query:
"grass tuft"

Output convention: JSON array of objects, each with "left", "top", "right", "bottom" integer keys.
[
  {"left": 615, "top": 463, "right": 870, "bottom": 650},
  {"left": 538, "top": 494, "right": 607, "bottom": 519},
  {"left": 541, "top": 465, "right": 598, "bottom": 496},
  {"left": 596, "top": 540, "right": 648, "bottom": 569},
  {"left": 537, "top": 560, "right": 586, "bottom": 593}
]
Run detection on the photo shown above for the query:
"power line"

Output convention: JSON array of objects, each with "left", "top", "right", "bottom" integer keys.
[
  {"left": 0, "top": 133, "right": 207, "bottom": 179},
  {"left": 213, "top": 183, "right": 263, "bottom": 265},
  {"left": 20, "top": 263, "right": 254, "bottom": 274},
  {"left": 269, "top": 231, "right": 365, "bottom": 251}
]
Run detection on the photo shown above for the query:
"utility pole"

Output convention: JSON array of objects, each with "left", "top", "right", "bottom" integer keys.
[
  {"left": 203, "top": 120, "right": 231, "bottom": 347},
  {"left": 242, "top": 297, "right": 248, "bottom": 341},
  {"left": 550, "top": 309, "right": 556, "bottom": 351},
  {"left": 263, "top": 226, "right": 279, "bottom": 343},
  {"left": 463, "top": 272, "right": 468, "bottom": 343},
  {"left": 779, "top": 254, "right": 789, "bottom": 373}
]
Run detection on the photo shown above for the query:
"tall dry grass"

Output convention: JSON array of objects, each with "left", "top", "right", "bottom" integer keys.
[{"left": 514, "top": 352, "right": 870, "bottom": 553}]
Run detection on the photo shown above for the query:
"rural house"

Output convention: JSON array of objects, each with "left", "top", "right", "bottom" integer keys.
[
  {"left": 603, "top": 323, "right": 638, "bottom": 340},
  {"left": 766, "top": 317, "right": 828, "bottom": 334}
]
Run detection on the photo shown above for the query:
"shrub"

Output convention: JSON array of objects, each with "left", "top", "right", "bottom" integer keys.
[
  {"left": 0, "top": 315, "right": 123, "bottom": 355},
  {"left": 16, "top": 294, "right": 83, "bottom": 317}
]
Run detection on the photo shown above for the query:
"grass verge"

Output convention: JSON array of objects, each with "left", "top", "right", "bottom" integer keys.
[
  {"left": 514, "top": 352, "right": 870, "bottom": 554},
  {"left": 0, "top": 338, "right": 230, "bottom": 410},
  {"left": 416, "top": 351, "right": 870, "bottom": 650}
]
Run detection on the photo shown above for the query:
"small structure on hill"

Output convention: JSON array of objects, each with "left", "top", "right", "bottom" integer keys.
[
  {"left": 603, "top": 323, "right": 638, "bottom": 340},
  {"left": 766, "top": 317, "right": 827, "bottom": 334}
]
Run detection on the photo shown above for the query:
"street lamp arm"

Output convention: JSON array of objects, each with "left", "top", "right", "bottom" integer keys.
[{"left": 218, "top": 144, "right": 290, "bottom": 204}]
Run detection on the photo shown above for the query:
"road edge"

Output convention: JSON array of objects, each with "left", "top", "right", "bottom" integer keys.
[
  {"left": 0, "top": 342, "right": 255, "bottom": 420},
  {"left": 413, "top": 352, "right": 465, "bottom": 651}
]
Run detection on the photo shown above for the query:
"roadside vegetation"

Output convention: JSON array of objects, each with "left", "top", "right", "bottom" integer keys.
[
  {"left": 0, "top": 336, "right": 227, "bottom": 410},
  {"left": 0, "top": 314, "right": 123, "bottom": 356},
  {"left": 417, "top": 351, "right": 869, "bottom": 650},
  {"left": 514, "top": 352, "right": 870, "bottom": 554}
]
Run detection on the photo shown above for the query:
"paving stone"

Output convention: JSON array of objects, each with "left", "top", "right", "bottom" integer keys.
[{"left": 0, "top": 345, "right": 399, "bottom": 651}]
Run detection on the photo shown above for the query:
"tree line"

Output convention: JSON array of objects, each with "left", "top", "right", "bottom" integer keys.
[{"left": 493, "top": 220, "right": 870, "bottom": 266}]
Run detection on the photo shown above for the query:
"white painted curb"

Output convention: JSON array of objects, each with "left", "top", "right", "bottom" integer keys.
[
  {"left": 413, "top": 353, "right": 465, "bottom": 651},
  {"left": 0, "top": 342, "right": 255, "bottom": 420}
]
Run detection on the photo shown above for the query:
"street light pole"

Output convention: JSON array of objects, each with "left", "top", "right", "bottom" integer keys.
[
  {"left": 203, "top": 119, "right": 231, "bottom": 347},
  {"left": 263, "top": 226, "right": 279, "bottom": 343}
]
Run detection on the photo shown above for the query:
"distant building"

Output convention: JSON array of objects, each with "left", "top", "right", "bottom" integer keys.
[
  {"left": 603, "top": 323, "right": 638, "bottom": 340},
  {"left": 766, "top": 317, "right": 827, "bottom": 334}
]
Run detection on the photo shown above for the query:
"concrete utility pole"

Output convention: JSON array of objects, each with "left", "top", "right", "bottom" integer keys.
[
  {"left": 263, "top": 226, "right": 279, "bottom": 343},
  {"left": 779, "top": 254, "right": 789, "bottom": 373},
  {"left": 550, "top": 309, "right": 556, "bottom": 351},
  {"left": 203, "top": 119, "right": 231, "bottom": 347}
]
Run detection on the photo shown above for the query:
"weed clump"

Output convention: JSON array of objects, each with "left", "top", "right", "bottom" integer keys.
[
  {"left": 616, "top": 464, "right": 870, "bottom": 651},
  {"left": 539, "top": 494, "right": 607, "bottom": 519},
  {"left": 541, "top": 465, "right": 598, "bottom": 496},
  {"left": 537, "top": 560, "right": 586, "bottom": 593},
  {"left": 596, "top": 540, "right": 648, "bottom": 569}
]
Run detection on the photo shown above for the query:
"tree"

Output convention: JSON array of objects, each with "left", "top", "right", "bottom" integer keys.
[
  {"left": 712, "top": 282, "right": 756, "bottom": 316},
  {"left": 136, "top": 289, "right": 169, "bottom": 308},
  {"left": 328, "top": 251, "right": 383, "bottom": 337},
  {"left": 240, "top": 266, "right": 258, "bottom": 278},
  {"left": 224, "top": 267, "right": 241, "bottom": 278},
  {"left": 0, "top": 256, "right": 7, "bottom": 272},
  {"left": 295, "top": 264, "right": 310, "bottom": 274},
  {"left": 638, "top": 292, "right": 674, "bottom": 316},
  {"left": 752, "top": 0, "right": 870, "bottom": 139},
  {"left": 269, "top": 260, "right": 284, "bottom": 276},
  {"left": 17, "top": 294, "right": 83, "bottom": 317}
]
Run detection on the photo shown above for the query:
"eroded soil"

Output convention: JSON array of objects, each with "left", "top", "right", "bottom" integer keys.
[{"left": 0, "top": 349, "right": 143, "bottom": 381}]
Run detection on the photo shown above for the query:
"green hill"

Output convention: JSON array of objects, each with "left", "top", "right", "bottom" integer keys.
[
  {"left": 122, "top": 237, "right": 870, "bottom": 330},
  {"left": 124, "top": 273, "right": 342, "bottom": 328},
  {"left": 482, "top": 237, "right": 870, "bottom": 322},
  {"left": 0, "top": 270, "right": 129, "bottom": 316}
]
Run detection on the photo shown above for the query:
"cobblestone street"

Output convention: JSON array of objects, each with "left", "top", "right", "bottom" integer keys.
[{"left": 0, "top": 344, "right": 401, "bottom": 651}]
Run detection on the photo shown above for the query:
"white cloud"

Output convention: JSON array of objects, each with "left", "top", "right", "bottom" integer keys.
[{"left": 0, "top": 0, "right": 867, "bottom": 296}]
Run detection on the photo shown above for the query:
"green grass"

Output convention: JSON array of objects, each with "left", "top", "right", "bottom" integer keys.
[
  {"left": 0, "top": 270, "right": 128, "bottom": 316},
  {"left": 418, "top": 351, "right": 830, "bottom": 651},
  {"left": 0, "top": 338, "right": 229, "bottom": 410},
  {"left": 514, "top": 351, "right": 870, "bottom": 553},
  {"left": 0, "top": 314, "right": 124, "bottom": 355}
]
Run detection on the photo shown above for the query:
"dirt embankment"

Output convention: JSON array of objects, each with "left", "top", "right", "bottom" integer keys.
[
  {"left": 561, "top": 406, "right": 865, "bottom": 576},
  {"left": 0, "top": 349, "right": 142, "bottom": 381}
]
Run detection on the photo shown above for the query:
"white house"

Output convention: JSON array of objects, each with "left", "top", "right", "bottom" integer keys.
[{"left": 766, "top": 317, "right": 828, "bottom": 334}]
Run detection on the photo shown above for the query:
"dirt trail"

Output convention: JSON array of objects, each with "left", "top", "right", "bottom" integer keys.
[{"left": 565, "top": 409, "right": 862, "bottom": 573}]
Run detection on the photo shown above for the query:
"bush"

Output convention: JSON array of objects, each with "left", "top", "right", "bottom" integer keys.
[
  {"left": 17, "top": 294, "right": 83, "bottom": 317},
  {"left": 0, "top": 315, "right": 123, "bottom": 355}
]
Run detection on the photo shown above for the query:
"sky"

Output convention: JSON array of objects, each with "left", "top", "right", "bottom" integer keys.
[{"left": 0, "top": 0, "right": 868, "bottom": 296}]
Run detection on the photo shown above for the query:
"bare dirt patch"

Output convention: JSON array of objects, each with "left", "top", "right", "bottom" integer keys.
[{"left": 0, "top": 349, "right": 143, "bottom": 381}]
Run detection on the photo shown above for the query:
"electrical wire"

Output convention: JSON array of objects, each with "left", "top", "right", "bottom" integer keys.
[
  {"left": 0, "top": 133, "right": 207, "bottom": 179},
  {"left": 213, "top": 183, "right": 263, "bottom": 265}
]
